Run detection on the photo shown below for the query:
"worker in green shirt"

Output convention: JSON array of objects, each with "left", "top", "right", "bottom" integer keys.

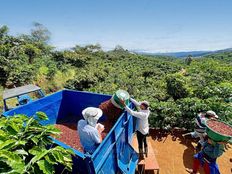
[{"left": 186, "top": 138, "right": 227, "bottom": 174}]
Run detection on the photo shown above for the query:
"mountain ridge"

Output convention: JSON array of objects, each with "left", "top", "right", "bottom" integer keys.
[{"left": 133, "top": 48, "right": 232, "bottom": 58}]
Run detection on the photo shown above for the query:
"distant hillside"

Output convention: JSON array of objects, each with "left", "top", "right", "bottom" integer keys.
[{"left": 134, "top": 48, "right": 232, "bottom": 58}]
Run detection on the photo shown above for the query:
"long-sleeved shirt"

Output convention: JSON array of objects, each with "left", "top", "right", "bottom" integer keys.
[
  {"left": 125, "top": 98, "right": 150, "bottom": 135},
  {"left": 78, "top": 120, "right": 101, "bottom": 154}
]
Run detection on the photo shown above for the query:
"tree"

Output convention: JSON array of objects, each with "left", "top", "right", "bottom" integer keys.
[
  {"left": 84, "top": 44, "right": 102, "bottom": 53},
  {"left": 23, "top": 44, "right": 41, "bottom": 63},
  {"left": 142, "top": 70, "right": 158, "bottom": 82},
  {"left": 113, "top": 45, "right": 125, "bottom": 52},
  {"left": 166, "top": 74, "right": 190, "bottom": 100},
  {"left": 185, "top": 55, "right": 192, "bottom": 65},
  {"left": 31, "top": 22, "right": 51, "bottom": 43},
  {"left": 0, "top": 25, "right": 9, "bottom": 39}
]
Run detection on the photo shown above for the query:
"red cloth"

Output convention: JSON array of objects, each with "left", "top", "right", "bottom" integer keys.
[{"left": 193, "top": 158, "right": 210, "bottom": 174}]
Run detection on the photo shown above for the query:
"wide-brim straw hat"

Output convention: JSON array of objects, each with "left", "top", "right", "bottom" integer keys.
[{"left": 82, "top": 107, "right": 103, "bottom": 121}]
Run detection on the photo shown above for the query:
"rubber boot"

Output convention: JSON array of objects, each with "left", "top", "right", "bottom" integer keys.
[
  {"left": 139, "top": 148, "right": 144, "bottom": 159},
  {"left": 144, "top": 147, "right": 148, "bottom": 158}
]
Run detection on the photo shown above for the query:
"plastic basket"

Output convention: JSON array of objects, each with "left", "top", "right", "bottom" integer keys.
[
  {"left": 206, "top": 119, "right": 232, "bottom": 142},
  {"left": 111, "top": 90, "right": 130, "bottom": 109}
]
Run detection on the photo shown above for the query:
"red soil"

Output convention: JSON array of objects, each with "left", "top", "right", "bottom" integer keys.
[
  {"left": 149, "top": 129, "right": 232, "bottom": 174},
  {"left": 207, "top": 120, "right": 232, "bottom": 136}
]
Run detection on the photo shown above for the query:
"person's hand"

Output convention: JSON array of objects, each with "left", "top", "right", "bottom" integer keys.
[
  {"left": 217, "top": 141, "right": 228, "bottom": 145},
  {"left": 96, "top": 123, "right": 105, "bottom": 132},
  {"left": 208, "top": 138, "right": 214, "bottom": 145}
]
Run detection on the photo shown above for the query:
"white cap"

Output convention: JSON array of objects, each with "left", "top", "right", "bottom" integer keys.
[
  {"left": 206, "top": 110, "right": 218, "bottom": 119},
  {"left": 82, "top": 107, "right": 103, "bottom": 127}
]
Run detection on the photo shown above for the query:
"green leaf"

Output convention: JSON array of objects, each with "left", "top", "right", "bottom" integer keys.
[
  {"left": 0, "top": 140, "right": 17, "bottom": 150},
  {"left": 31, "top": 137, "right": 39, "bottom": 145},
  {"left": 0, "top": 118, "right": 7, "bottom": 128},
  {"left": 10, "top": 123, "right": 21, "bottom": 133},
  {"left": 50, "top": 148, "right": 72, "bottom": 171},
  {"left": 44, "top": 125, "right": 60, "bottom": 134},
  {"left": 24, "top": 117, "right": 35, "bottom": 133},
  {"left": 50, "top": 151, "right": 63, "bottom": 164},
  {"left": 29, "top": 149, "right": 51, "bottom": 164},
  {"left": 15, "top": 149, "right": 28, "bottom": 156},
  {"left": 37, "top": 160, "right": 54, "bottom": 174},
  {"left": 0, "top": 150, "right": 25, "bottom": 173},
  {"left": 36, "top": 112, "right": 48, "bottom": 120},
  {"left": 63, "top": 156, "right": 72, "bottom": 162},
  {"left": 29, "top": 146, "right": 42, "bottom": 156},
  {"left": 0, "top": 130, "right": 8, "bottom": 141},
  {"left": 6, "top": 125, "right": 18, "bottom": 135},
  {"left": 15, "top": 114, "right": 28, "bottom": 120},
  {"left": 0, "top": 160, "right": 12, "bottom": 173},
  {"left": 45, "top": 154, "right": 57, "bottom": 165}
]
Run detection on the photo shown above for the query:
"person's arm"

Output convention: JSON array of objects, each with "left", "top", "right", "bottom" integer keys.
[
  {"left": 92, "top": 128, "right": 102, "bottom": 144},
  {"left": 125, "top": 105, "right": 149, "bottom": 119},
  {"left": 96, "top": 124, "right": 104, "bottom": 142},
  {"left": 130, "top": 98, "right": 141, "bottom": 107},
  {"left": 120, "top": 99, "right": 149, "bottom": 119},
  {"left": 97, "top": 131, "right": 102, "bottom": 143}
]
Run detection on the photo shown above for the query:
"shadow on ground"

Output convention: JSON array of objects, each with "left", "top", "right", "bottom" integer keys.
[{"left": 149, "top": 128, "right": 206, "bottom": 174}]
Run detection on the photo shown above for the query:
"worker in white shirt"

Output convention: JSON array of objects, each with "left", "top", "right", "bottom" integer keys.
[
  {"left": 78, "top": 107, "right": 105, "bottom": 154},
  {"left": 120, "top": 98, "right": 150, "bottom": 159}
]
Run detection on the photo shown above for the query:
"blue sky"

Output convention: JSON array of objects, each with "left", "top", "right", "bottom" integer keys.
[{"left": 1, "top": 0, "right": 232, "bottom": 52}]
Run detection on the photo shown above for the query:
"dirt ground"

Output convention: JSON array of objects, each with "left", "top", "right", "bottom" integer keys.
[
  {"left": 54, "top": 122, "right": 231, "bottom": 174},
  {"left": 148, "top": 129, "right": 232, "bottom": 174}
]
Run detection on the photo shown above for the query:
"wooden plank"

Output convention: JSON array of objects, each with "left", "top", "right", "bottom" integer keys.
[
  {"left": 131, "top": 134, "right": 159, "bottom": 173},
  {"left": 144, "top": 141, "right": 159, "bottom": 171}
]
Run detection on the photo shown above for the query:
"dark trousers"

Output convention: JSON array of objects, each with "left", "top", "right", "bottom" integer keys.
[{"left": 136, "top": 131, "right": 147, "bottom": 150}]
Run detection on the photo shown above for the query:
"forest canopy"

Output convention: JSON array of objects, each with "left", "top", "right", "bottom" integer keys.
[{"left": 0, "top": 25, "right": 231, "bottom": 129}]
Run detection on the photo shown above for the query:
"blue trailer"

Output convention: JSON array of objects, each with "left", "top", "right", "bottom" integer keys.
[{"left": 3, "top": 89, "right": 139, "bottom": 174}]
